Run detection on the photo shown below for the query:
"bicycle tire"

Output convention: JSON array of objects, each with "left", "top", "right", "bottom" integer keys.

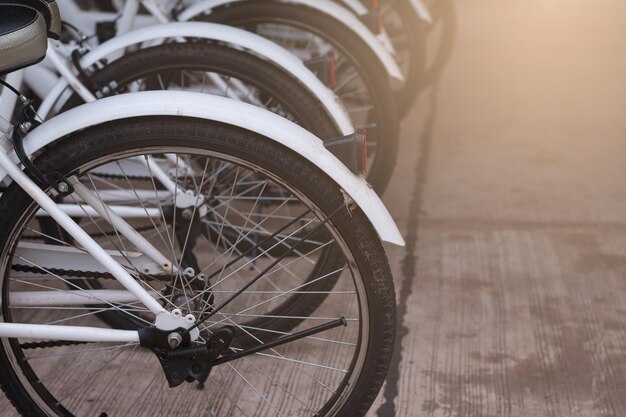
[
  {"left": 62, "top": 42, "right": 342, "bottom": 140},
  {"left": 380, "top": 0, "right": 427, "bottom": 115},
  {"left": 0, "top": 116, "right": 396, "bottom": 417}
]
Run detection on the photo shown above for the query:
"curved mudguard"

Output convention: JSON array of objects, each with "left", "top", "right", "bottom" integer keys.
[
  {"left": 4, "top": 91, "right": 405, "bottom": 246},
  {"left": 178, "top": 0, "right": 405, "bottom": 87},
  {"left": 341, "top": 0, "right": 432, "bottom": 23},
  {"left": 39, "top": 22, "right": 353, "bottom": 135},
  {"left": 409, "top": 0, "right": 434, "bottom": 23}
]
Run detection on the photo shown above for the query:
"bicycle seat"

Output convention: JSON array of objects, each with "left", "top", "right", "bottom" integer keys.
[{"left": 0, "top": 0, "right": 61, "bottom": 75}]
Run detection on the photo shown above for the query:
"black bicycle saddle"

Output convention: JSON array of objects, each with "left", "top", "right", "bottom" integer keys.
[{"left": 0, "top": 0, "right": 61, "bottom": 75}]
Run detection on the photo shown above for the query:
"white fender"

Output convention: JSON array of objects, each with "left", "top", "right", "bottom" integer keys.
[
  {"left": 38, "top": 22, "right": 353, "bottom": 135},
  {"left": 339, "top": 0, "right": 368, "bottom": 15},
  {"left": 409, "top": 0, "right": 434, "bottom": 23},
  {"left": 338, "top": 0, "right": 397, "bottom": 56},
  {"left": 7, "top": 92, "right": 405, "bottom": 246},
  {"left": 178, "top": 0, "right": 405, "bottom": 87}
]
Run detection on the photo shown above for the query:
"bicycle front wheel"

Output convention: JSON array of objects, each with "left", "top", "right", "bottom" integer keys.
[{"left": 0, "top": 117, "right": 396, "bottom": 417}]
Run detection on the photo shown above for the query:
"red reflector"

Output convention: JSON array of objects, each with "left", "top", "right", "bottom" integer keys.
[{"left": 371, "top": 0, "right": 382, "bottom": 35}]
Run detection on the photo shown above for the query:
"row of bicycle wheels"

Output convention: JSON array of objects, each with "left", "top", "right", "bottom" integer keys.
[{"left": 0, "top": 1, "right": 453, "bottom": 416}]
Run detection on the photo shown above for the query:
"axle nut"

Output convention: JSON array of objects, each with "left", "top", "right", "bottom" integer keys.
[{"left": 167, "top": 332, "right": 183, "bottom": 349}]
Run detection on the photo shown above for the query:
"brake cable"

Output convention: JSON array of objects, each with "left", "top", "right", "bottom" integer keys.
[{"left": 0, "top": 79, "right": 74, "bottom": 196}]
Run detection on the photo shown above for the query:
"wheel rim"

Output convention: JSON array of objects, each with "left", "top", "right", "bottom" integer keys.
[{"left": 0, "top": 141, "right": 371, "bottom": 417}]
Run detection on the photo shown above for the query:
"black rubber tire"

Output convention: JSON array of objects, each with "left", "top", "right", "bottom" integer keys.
[
  {"left": 383, "top": 0, "right": 428, "bottom": 115},
  {"left": 62, "top": 42, "right": 341, "bottom": 140},
  {"left": 199, "top": 1, "right": 400, "bottom": 193},
  {"left": 0, "top": 117, "right": 396, "bottom": 417}
]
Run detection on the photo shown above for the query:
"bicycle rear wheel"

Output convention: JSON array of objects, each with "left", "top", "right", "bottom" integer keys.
[{"left": 0, "top": 117, "right": 396, "bottom": 417}]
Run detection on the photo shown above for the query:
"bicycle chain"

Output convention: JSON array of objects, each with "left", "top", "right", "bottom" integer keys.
[
  {"left": 11, "top": 263, "right": 117, "bottom": 280},
  {"left": 14, "top": 262, "right": 139, "bottom": 351},
  {"left": 11, "top": 265, "right": 175, "bottom": 351},
  {"left": 20, "top": 339, "right": 94, "bottom": 350},
  {"left": 11, "top": 264, "right": 134, "bottom": 350}
]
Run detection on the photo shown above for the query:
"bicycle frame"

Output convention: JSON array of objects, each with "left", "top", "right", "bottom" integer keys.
[{"left": 2, "top": 46, "right": 201, "bottom": 200}]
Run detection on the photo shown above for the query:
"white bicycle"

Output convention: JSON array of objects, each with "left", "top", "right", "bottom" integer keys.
[{"left": 0, "top": 1, "right": 403, "bottom": 416}]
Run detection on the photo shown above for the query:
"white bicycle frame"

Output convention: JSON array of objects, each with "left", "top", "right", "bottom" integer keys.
[
  {"left": 0, "top": 42, "right": 404, "bottom": 344},
  {"left": 3, "top": 48, "right": 207, "bottom": 208}
]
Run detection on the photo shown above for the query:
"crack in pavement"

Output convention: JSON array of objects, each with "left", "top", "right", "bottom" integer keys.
[{"left": 376, "top": 87, "right": 439, "bottom": 417}]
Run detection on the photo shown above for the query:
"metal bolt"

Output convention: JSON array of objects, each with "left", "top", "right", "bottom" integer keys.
[
  {"left": 167, "top": 332, "right": 183, "bottom": 349},
  {"left": 19, "top": 121, "right": 32, "bottom": 134},
  {"left": 184, "top": 267, "right": 195, "bottom": 277},
  {"left": 181, "top": 209, "right": 193, "bottom": 220},
  {"left": 57, "top": 182, "right": 69, "bottom": 193}
]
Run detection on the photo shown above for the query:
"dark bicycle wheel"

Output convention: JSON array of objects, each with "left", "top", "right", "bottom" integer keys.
[
  {"left": 0, "top": 116, "right": 396, "bottom": 417},
  {"left": 61, "top": 42, "right": 342, "bottom": 140},
  {"left": 376, "top": 0, "right": 428, "bottom": 114}
]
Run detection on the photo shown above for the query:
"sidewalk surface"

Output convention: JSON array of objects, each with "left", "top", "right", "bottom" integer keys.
[{"left": 370, "top": 0, "right": 626, "bottom": 416}]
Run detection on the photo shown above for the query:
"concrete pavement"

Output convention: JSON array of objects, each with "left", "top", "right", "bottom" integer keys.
[{"left": 370, "top": 1, "right": 626, "bottom": 415}]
